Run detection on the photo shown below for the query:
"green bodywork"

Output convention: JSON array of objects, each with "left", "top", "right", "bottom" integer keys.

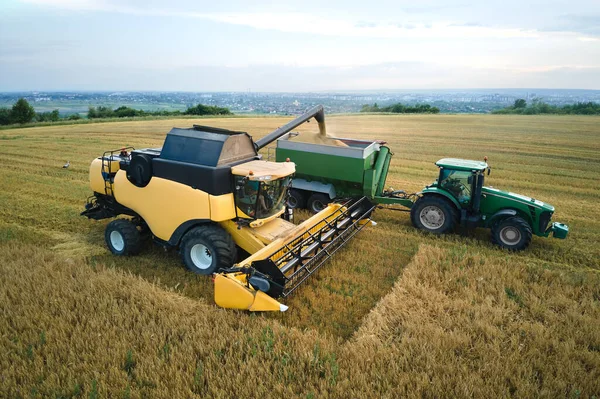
[
  {"left": 277, "top": 142, "right": 416, "bottom": 209},
  {"left": 276, "top": 138, "right": 568, "bottom": 241},
  {"left": 423, "top": 160, "right": 568, "bottom": 239}
]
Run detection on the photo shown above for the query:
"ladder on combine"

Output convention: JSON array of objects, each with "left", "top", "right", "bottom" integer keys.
[{"left": 100, "top": 147, "right": 134, "bottom": 197}]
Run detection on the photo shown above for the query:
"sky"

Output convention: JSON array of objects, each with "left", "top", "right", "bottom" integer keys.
[{"left": 0, "top": 0, "right": 599, "bottom": 91}]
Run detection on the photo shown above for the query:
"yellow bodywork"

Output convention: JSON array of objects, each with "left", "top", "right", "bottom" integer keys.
[
  {"left": 214, "top": 203, "right": 358, "bottom": 312},
  {"left": 88, "top": 156, "right": 364, "bottom": 313},
  {"left": 231, "top": 160, "right": 295, "bottom": 181}
]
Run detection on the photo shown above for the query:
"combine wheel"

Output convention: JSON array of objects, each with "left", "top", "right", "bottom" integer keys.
[
  {"left": 307, "top": 193, "right": 330, "bottom": 213},
  {"left": 180, "top": 225, "right": 236, "bottom": 275},
  {"left": 491, "top": 216, "right": 532, "bottom": 251},
  {"left": 410, "top": 196, "right": 457, "bottom": 234},
  {"left": 105, "top": 219, "right": 142, "bottom": 256},
  {"left": 287, "top": 189, "right": 307, "bottom": 209}
]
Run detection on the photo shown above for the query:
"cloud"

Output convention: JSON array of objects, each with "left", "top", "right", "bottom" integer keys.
[
  {"left": 2, "top": 61, "right": 599, "bottom": 91},
  {"left": 19, "top": 0, "right": 587, "bottom": 40}
]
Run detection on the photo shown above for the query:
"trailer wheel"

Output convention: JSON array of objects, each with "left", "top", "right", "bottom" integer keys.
[
  {"left": 180, "top": 225, "right": 236, "bottom": 275},
  {"left": 410, "top": 196, "right": 457, "bottom": 234},
  {"left": 491, "top": 216, "right": 532, "bottom": 251},
  {"left": 307, "top": 193, "right": 330, "bottom": 213},
  {"left": 287, "top": 189, "right": 306, "bottom": 209},
  {"left": 105, "top": 219, "right": 142, "bottom": 256}
]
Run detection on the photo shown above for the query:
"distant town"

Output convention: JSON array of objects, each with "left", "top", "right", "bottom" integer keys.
[{"left": 1, "top": 89, "right": 599, "bottom": 116}]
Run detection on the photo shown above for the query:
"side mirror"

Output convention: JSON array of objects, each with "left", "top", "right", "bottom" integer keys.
[
  {"left": 487, "top": 167, "right": 491, "bottom": 176},
  {"left": 467, "top": 175, "right": 474, "bottom": 184}
]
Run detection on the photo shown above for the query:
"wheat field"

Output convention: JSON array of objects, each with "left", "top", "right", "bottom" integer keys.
[{"left": 0, "top": 114, "right": 599, "bottom": 398}]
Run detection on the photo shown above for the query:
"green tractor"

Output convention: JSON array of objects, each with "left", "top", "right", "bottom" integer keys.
[
  {"left": 410, "top": 158, "right": 568, "bottom": 250},
  {"left": 272, "top": 106, "right": 568, "bottom": 251}
]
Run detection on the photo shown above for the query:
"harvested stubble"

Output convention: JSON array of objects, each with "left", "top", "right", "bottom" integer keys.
[{"left": 1, "top": 114, "right": 599, "bottom": 397}]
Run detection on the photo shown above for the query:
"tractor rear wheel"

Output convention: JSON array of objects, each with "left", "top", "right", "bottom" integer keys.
[
  {"left": 105, "top": 219, "right": 142, "bottom": 256},
  {"left": 307, "top": 193, "right": 330, "bottom": 213},
  {"left": 180, "top": 225, "right": 236, "bottom": 275},
  {"left": 491, "top": 216, "right": 532, "bottom": 251},
  {"left": 287, "top": 189, "right": 306, "bottom": 209},
  {"left": 410, "top": 196, "right": 458, "bottom": 234}
]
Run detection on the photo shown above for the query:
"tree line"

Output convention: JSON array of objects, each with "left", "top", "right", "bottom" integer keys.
[
  {"left": 0, "top": 98, "right": 82, "bottom": 125},
  {"left": 87, "top": 103, "right": 231, "bottom": 119},
  {"left": 0, "top": 98, "right": 232, "bottom": 126},
  {"left": 361, "top": 102, "right": 440, "bottom": 114},
  {"left": 493, "top": 99, "right": 600, "bottom": 115}
]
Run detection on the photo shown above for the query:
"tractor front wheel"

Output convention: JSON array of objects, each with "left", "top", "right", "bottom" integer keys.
[
  {"left": 180, "top": 225, "right": 236, "bottom": 275},
  {"left": 105, "top": 219, "right": 142, "bottom": 256},
  {"left": 491, "top": 216, "right": 532, "bottom": 251},
  {"left": 410, "top": 196, "right": 458, "bottom": 234}
]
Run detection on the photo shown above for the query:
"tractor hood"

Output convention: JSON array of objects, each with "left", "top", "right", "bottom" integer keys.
[{"left": 482, "top": 187, "right": 555, "bottom": 212}]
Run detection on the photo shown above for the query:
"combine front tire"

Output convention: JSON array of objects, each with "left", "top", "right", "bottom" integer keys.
[
  {"left": 105, "top": 219, "right": 142, "bottom": 256},
  {"left": 491, "top": 216, "right": 532, "bottom": 251},
  {"left": 410, "top": 196, "right": 457, "bottom": 234},
  {"left": 180, "top": 225, "right": 236, "bottom": 275}
]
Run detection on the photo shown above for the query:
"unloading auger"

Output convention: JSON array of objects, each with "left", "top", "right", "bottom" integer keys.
[{"left": 81, "top": 105, "right": 374, "bottom": 312}]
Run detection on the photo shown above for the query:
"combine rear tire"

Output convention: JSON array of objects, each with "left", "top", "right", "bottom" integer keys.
[
  {"left": 105, "top": 219, "right": 142, "bottom": 256},
  {"left": 410, "top": 196, "right": 457, "bottom": 234},
  {"left": 287, "top": 189, "right": 306, "bottom": 209},
  {"left": 307, "top": 193, "right": 330, "bottom": 213},
  {"left": 491, "top": 216, "right": 532, "bottom": 251},
  {"left": 180, "top": 225, "right": 236, "bottom": 275}
]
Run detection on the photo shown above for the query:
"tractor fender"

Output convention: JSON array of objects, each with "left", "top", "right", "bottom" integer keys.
[
  {"left": 485, "top": 209, "right": 519, "bottom": 228},
  {"left": 168, "top": 219, "right": 211, "bottom": 246},
  {"left": 291, "top": 178, "right": 336, "bottom": 199},
  {"left": 419, "top": 187, "right": 461, "bottom": 210}
]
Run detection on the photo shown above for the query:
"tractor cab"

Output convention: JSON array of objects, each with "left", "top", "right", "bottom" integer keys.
[{"left": 435, "top": 158, "right": 489, "bottom": 213}]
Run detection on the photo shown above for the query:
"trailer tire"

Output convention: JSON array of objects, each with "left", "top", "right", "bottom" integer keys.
[
  {"left": 491, "top": 216, "right": 532, "bottom": 251},
  {"left": 180, "top": 225, "right": 236, "bottom": 275},
  {"left": 410, "top": 195, "right": 458, "bottom": 234},
  {"left": 287, "top": 189, "right": 307, "bottom": 209},
  {"left": 105, "top": 219, "right": 142, "bottom": 256},
  {"left": 307, "top": 193, "right": 330, "bottom": 213}
]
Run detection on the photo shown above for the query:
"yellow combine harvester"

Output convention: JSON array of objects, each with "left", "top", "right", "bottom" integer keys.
[{"left": 82, "top": 106, "right": 374, "bottom": 312}]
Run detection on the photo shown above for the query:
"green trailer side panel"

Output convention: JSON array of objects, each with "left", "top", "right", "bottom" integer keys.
[
  {"left": 363, "top": 151, "right": 377, "bottom": 170},
  {"left": 375, "top": 147, "right": 392, "bottom": 197},
  {"left": 363, "top": 169, "right": 377, "bottom": 197},
  {"left": 276, "top": 148, "right": 365, "bottom": 183}
]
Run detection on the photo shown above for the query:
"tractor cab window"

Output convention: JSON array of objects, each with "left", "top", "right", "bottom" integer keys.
[
  {"left": 439, "top": 169, "right": 473, "bottom": 205},
  {"left": 234, "top": 176, "right": 290, "bottom": 219}
]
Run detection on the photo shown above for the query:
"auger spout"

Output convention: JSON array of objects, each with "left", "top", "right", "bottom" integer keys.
[{"left": 254, "top": 105, "right": 326, "bottom": 150}]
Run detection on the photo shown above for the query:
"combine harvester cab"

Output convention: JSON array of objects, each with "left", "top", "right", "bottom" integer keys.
[{"left": 82, "top": 105, "right": 374, "bottom": 312}]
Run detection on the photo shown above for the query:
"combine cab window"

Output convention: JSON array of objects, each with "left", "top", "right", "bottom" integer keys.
[
  {"left": 235, "top": 177, "right": 290, "bottom": 219},
  {"left": 440, "top": 169, "right": 472, "bottom": 205}
]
